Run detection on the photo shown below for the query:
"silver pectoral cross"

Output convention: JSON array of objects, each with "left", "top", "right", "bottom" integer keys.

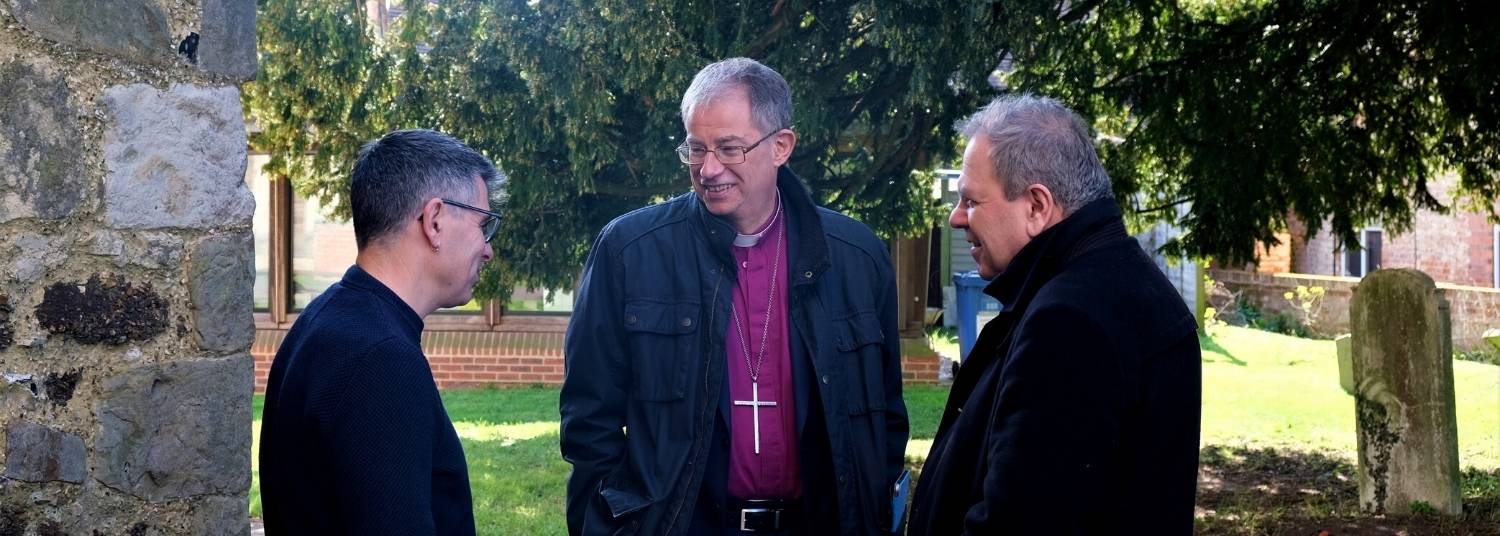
[{"left": 732, "top": 381, "right": 778, "bottom": 454}]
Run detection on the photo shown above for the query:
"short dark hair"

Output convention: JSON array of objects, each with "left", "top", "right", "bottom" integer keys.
[{"left": 350, "top": 129, "right": 504, "bottom": 249}]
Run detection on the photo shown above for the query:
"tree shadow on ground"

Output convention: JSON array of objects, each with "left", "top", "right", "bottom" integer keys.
[
  {"left": 1197, "top": 445, "right": 1500, "bottom": 535},
  {"left": 1200, "top": 334, "right": 1247, "bottom": 366}
]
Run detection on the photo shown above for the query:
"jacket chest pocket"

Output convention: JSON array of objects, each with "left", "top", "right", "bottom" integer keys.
[
  {"left": 834, "top": 310, "right": 886, "bottom": 414},
  {"left": 624, "top": 300, "right": 699, "bottom": 401}
]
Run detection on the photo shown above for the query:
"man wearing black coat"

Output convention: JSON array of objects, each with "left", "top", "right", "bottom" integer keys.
[
  {"left": 907, "top": 95, "right": 1201, "bottom": 535},
  {"left": 560, "top": 58, "right": 909, "bottom": 536}
]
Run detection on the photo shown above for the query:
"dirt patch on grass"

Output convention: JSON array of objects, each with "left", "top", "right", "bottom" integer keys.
[{"left": 1197, "top": 446, "right": 1500, "bottom": 535}]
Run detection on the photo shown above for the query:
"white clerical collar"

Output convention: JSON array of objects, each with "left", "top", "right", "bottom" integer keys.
[{"left": 733, "top": 196, "right": 783, "bottom": 248}]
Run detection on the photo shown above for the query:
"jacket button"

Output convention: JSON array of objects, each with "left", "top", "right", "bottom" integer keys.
[
  {"left": 625, "top": 314, "right": 637, "bottom": 325},
  {"left": 803, "top": 271, "right": 813, "bottom": 278},
  {"left": 821, "top": 375, "right": 829, "bottom": 384},
  {"left": 680, "top": 317, "right": 692, "bottom": 327}
]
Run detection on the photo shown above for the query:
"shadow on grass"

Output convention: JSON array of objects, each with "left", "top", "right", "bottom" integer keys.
[
  {"left": 1199, "top": 334, "right": 1246, "bottom": 367},
  {"left": 457, "top": 424, "right": 569, "bottom": 535},
  {"left": 1197, "top": 445, "right": 1500, "bottom": 535}
]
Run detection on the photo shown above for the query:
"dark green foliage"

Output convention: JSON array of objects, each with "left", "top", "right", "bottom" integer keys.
[
  {"left": 1454, "top": 349, "right": 1500, "bottom": 367},
  {"left": 249, "top": 0, "right": 1500, "bottom": 296},
  {"left": 246, "top": 0, "right": 1012, "bottom": 298},
  {"left": 1002, "top": 0, "right": 1500, "bottom": 264}
]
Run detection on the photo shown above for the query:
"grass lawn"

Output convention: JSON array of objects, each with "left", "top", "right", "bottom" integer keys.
[
  {"left": 251, "top": 325, "right": 1500, "bottom": 534},
  {"left": 1200, "top": 326, "right": 1499, "bottom": 468}
]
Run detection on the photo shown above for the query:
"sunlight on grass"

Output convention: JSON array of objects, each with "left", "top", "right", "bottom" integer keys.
[
  {"left": 907, "top": 439, "right": 933, "bottom": 465},
  {"left": 247, "top": 333, "right": 1499, "bottom": 534},
  {"left": 1201, "top": 326, "right": 1500, "bottom": 470},
  {"left": 452, "top": 421, "right": 559, "bottom": 445}
]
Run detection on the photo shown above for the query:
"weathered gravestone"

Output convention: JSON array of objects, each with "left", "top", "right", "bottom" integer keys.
[{"left": 1348, "top": 269, "right": 1462, "bottom": 515}]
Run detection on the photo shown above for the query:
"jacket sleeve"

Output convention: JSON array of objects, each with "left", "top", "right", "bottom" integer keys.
[
  {"left": 876, "top": 248, "right": 911, "bottom": 499},
  {"left": 327, "top": 341, "right": 442, "bottom": 535},
  {"left": 961, "top": 303, "right": 1124, "bottom": 535},
  {"left": 560, "top": 230, "right": 631, "bottom": 536}
]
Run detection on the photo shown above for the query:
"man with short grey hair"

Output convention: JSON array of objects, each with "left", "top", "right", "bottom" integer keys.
[
  {"left": 261, "top": 129, "right": 504, "bottom": 535},
  {"left": 561, "top": 57, "right": 909, "bottom": 535},
  {"left": 907, "top": 95, "right": 1200, "bottom": 534}
]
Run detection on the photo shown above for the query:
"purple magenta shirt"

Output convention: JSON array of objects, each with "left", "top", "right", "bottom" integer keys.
[{"left": 725, "top": 212, "right": 801, "bottom": 499}]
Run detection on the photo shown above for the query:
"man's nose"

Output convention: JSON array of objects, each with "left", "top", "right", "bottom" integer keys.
[
  {"left": 949, "top": 203, "right": 966, "bottom": 229},
  {"left": 699, "top": 150, "right": 726, "bottom": 177}
]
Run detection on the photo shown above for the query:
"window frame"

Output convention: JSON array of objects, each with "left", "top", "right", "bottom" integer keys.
[
  {"left": 1342, "top": 227, "right": 1383, "bottom": 278},
  {"left": 248, "top": 151, "right": 567, "bottom": 331},
  {"left": 1492, "top": 225, "right": 1500, "bottom": 288}
]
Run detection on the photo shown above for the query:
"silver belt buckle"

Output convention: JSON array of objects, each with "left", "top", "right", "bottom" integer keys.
[{"left": 739, "top": 507, "right": 780, "bottom": 532}]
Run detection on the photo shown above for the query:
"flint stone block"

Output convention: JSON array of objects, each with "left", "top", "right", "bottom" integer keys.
[
  {"left": 199, "top": 0, "right": 258, "bottom": 81},
  {"left": 3, "top": 421, "right": 86, "bottom": 483},
  {"left": 7, "top": 233, "right": 67, "bottom": 284},
  {"left": 93, "top": 355, "right": 253, "bottom": 502},
  {"left": 9, "top": 0, "right": 173, "bottom": 66},
  {"left": 102, "top": 84, "right": 253, "bottom": 230},
  {"left": 191, "top": 234, "right": 254, "bottom": 352},
  {"left": 34, "top": 275, "right": 169, "bottom": 345},
  {"left": 0, "top": 60, "right": 87, "bottom": 222}
]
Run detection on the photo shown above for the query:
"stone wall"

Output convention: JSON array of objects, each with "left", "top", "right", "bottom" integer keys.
[
  {"left": 1212, "top": 269, "right": 1500, "bottom": 350},
  {"left": 0, "top": 1, "right": 257, "bottom": 534}
]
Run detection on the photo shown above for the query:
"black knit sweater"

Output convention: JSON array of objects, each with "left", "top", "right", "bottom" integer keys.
[{"left": 260, "top": 265, "right": 474, "bottom": 535}]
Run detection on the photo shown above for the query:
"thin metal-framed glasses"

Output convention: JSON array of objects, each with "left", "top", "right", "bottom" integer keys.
[
  {"left": 675, "top": 129, "right": 783, "bottom": 165},
  {"left": 440, "top": 199, "right": 502, "bottom": 243}
]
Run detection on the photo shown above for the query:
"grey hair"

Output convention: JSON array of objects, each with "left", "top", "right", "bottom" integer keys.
[
  {"left": 960, "top": 94, "right": 1113, "bottom": 213},
  {"left": 350, "top": 129, "right": 505, "bottom": 249},
  {"left": 680, "top": 57, "right": 792, "bottom": 135}
]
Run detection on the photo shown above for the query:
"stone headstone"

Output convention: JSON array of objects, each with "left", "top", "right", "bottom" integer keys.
[
  {"left": 1335, "top": 334, "right": 1354, "bottom": 395},
  {"left": 1483, "top": 327, "right": 1500, "bottom": 351},
  {"left": 1348, "top": 269, "right": 1462, "bottom": 515}
]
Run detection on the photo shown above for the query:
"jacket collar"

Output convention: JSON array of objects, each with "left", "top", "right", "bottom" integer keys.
[
  {"left": 340, "top": 264, "right": 424, "bottom": 342},
  {"left": 984, "top": 197, "right": 1129, "bottom": 310},
  {"left": 696, "top": 166, "right": 830, "bottom": 285}
]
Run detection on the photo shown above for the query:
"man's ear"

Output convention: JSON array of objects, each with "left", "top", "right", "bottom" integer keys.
[
  {"left": 1023, "top": 184, "right": 1060, "bottom": 238},
  {"left": 771, "top": 129, "right": 796, "bottom": 166},
  {"left": 419, "top": 197, "right": 445, "bottom": 250}
]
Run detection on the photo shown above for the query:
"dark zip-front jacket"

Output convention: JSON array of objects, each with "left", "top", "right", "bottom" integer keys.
[{"left": 561, "top": 167, "right": 909, "bottom": 535}]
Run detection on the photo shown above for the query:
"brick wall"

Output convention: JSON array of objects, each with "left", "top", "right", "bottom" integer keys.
[
  {"left": 900, "top": 337, "right": 941, "bottom": 385},
  {"left": 1286, "top": 175, "right": 1500, "bottom": 289},
  {"left": 253, "top": 322, "right": 568, "bottom": 393},
  {"left": 253, "top": 323, "right": 944, "bottom": 392},
  {"left": 1255, "top": 231, "right": 1294, "bottom": 274},
  {"left": 1211, "top": 269, "right": 1500, "bottom": 350}
]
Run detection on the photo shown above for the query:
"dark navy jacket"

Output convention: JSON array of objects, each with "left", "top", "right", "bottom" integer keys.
[
  {"left": 560, "top": 168, "right": 909, "bottom": 535},
  {"left": 908, "top": 198, "right": 1201, "bottom": 535}
]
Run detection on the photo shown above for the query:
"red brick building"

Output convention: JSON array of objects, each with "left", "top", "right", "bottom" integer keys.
[{"left": 1223, "top": 177, "right": 1500, "bottom": 349}]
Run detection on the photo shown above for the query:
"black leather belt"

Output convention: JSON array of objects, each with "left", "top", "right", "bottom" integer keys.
[{"left": 723, "top": 498, "right": 802, "bottom": 532}]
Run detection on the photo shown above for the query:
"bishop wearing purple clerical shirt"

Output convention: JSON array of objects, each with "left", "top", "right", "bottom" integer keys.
[{"left": 561, "top": 58, "right": 910, "bottom": 536}]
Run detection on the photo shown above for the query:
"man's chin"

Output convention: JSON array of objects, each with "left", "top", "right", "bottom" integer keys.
[{"left": 443, "top": 291, "right": 476, "bottom": 310}]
